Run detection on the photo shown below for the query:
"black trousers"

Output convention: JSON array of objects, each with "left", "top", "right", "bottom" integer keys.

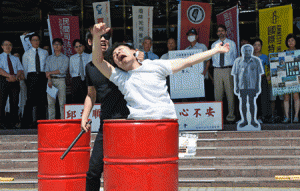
[
  {"left": 240, "top": 89, "right": 258, "bottom": 121},
  {"left": 257, "top": 75, "right": 271, "bottom": 119},
  {"left": 0, "top": 77, "right": 20, "bottom": 125},
  {"left": 71, "top": 77, "right": 87, "bottom": 104},
  {"left": 86, "top": 131, "right": 103, "bottom": 191},
  {"left": 23, "top": 72, "right": 47, "bottom": 126}
]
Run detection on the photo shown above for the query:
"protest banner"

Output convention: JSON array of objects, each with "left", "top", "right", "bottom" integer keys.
[
  {"left": 259, "top": 4, "right": 293, "bottom": 55},
  {"left": 48, "top": 15, "right": 80, "bottom": 57},
  {"left": 216, "top": 5, "right": 240, "bottom": 55},
  {"left": 64, "top": 104, "right": 101, "bottom": 132},
  {"left": 178, "top": 1, "right": 211, "bottom": 49},
  {"left": 132, "top": 6, "right": 153, "bottom": 50}
]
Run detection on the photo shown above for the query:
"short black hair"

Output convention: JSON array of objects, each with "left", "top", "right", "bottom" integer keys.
[
  {"left": 285, "top": 33, "right": 297, "bottom": 48},
  {"left": 252, "top": 38, "right": 263, "bottom": 46},
  {"left": 107, "top": 42, "right": 135, "bottom": 69},
  {"left": 1, "top": 39, "right": 12, "bottom": 46},
  {"left": 217, "top": 24, "right": 227, "bottom": 32},
  {"left": 52, "top": 38, "right": 63, "bottom": 45},
  {"left": 72, "top": 39, "right": 85, "bottom": 47},
  {"left": 29, "top": 33, "right": 40, "bottom": 41}
]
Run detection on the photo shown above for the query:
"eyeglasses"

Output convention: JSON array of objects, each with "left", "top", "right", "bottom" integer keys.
[
  {"left": 31, "top": 39, "right": 40, "bottom": 42},
  {"left": 53, "top": 43, "right": 62, "bottom": 46},
  {"left": 101, "top": 34, "right": 110, "bottom": 40},
  {"left": 75, "top": 44, "right": 83, "bottom": 48}
]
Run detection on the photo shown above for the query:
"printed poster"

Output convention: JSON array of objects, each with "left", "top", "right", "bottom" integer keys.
[
  {"left": 64, "top": 104, "right": 101, "bottom": 132},
  {"left": 132, "top": 6, "right": 153, "bottom": 50},
  {"left": 93, "top": 1, "right": 111, "bottom": 26},
  {"left": 169, "top": 49, "right": 205, "bottom": 99},
  {"left": 48, "top": 15, "right": 80, "bottom": 56},
  {"left": 216, "top": 5, "right": 240, "bottom": 55},
  {"left": 175, "top": 102, "right": 223, "bottom": 131},
  {"left": 270, "top": 50, "right": 300, "bottom": 96},
  {"left": 259, "top": 4, "right": 293, "bottom": 55},
  {"left": 178, "top": 1, "right": 211, "bottom": 49}
]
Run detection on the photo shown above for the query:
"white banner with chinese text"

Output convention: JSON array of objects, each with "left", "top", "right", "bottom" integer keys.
[
  {"left": 132, "top": 6, "right": 153, "bottom": 50},
  {"left": 64, "top": 104, "right": 101, "bottom": 132},
  {"left": 175, "top": 102, "right": 223, "bottom": 131},
  {"left": 169, "top": 49, "right": 205, "bottom": 99}
]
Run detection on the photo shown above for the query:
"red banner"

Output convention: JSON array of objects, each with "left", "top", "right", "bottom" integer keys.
[
  {"left": 179, "top": 1, "right": 211, "bottom": 50},
  {"left": 216, "top": 5, "right": 240, "bottom": 54},
  {"left": 48, "top": 15, "right": 80, "bottom": 56}
]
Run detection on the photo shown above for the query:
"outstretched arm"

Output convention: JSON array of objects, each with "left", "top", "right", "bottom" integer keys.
[
  {"left": 92, "top": 23, "right": 114, "bottom": 79},
  {"left": 170, "top": 43, "right": 230, "bottom": 74}
]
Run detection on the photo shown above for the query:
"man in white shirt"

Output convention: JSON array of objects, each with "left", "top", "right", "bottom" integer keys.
[
  {"left": 142, "top": 36, "right": 159, "bottom": 60},
  {"left": 211, "top": 24, "right": 237, "bottom": 123},
  {"left": 69, "top": 39, "right": 90, "bottom": 103},
  {"left": 22, "top": 33, "right": 49, "bottom": 128},
  {"left": 0, "top": 40, "right": 24, "bottom": 129},
  {"left": 160, "top": 37, "right": 177, "bottom": 60}
]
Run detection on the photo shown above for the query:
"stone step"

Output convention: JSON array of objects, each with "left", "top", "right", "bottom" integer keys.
[
  {"left": 0, "top": 159, "right": 37, "bottom": 169},
  {"left": 0, "top": 168, "right": 37, "bottom": 179},
  {"left": 186, "top": 130, "right": 300, "bottom": 139},
  {"left": 0, "top": 135, "right": 37, "bottom": 143},
  {"left": 0, "top": 142, "right": 38, "bottom": 150},
  {"left": 178, "top": 155, "right": 300, "bottom": 166},
  {"left": 3, "top": 165, "right": 299, "bottom": 181},
  {"left": 197, "top": 137, "right": 300, "bottom": 147},
  {"left": 0, "top": 179, "right": 38, "bottom": 189},
  {"left": 195, "top": 146, "right": 300, "bottom": 156},
  {"left": 178, "top": 177, "right": 300, "bottom": 188},
  {"left": 178, "top": 165, "right": 300, "bottom": 178},
  {"left": 1, "top": 177, "right": 300, "bottom": 189},
  {"left": 0, "top": 150, "right": 38, "bottom": 159}
]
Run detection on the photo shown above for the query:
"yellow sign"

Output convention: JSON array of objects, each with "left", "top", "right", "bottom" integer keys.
[
  {"left": 0, "top": 177, "right": 14, "bottom": 182},
  {"left": 259, "top": 4, "right": 293, "bottom": 55},
  {"left": 275, "top": 175, "right": 300, "bottom": 180}
]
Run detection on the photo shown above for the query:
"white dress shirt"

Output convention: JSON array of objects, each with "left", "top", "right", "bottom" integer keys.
[
  {"left": 186, "top": 42, "right": 209, "bottom": 79},
  {"left": 211, "top": 38, "right": 237, "bottom": 67},
  {"left": 69, "top": 53, "right": 90, "bottom": 79},
  {"left": 22, "top": 47, "right": 49, "bottom": 78},
  {"left": 0, "top": 52, "right": 23, "bottom": 75}
]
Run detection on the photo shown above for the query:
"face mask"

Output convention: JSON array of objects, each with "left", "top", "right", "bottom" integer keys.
[{"left": 188, "top": 35, "right": 196, "bottom": 42}]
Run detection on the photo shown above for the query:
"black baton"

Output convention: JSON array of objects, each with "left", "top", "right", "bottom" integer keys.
[{"left": 60, "top": 120, "right": 92, "bottom": 160}]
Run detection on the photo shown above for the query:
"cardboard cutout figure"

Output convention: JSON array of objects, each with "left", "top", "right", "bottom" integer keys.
[{"left": 231, "top": 44, "right": 264, "bottom": 130}]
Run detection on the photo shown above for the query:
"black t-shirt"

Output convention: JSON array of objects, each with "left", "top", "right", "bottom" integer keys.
[{"left": 85, "top": 55, "right": 129, "bottom": 131}]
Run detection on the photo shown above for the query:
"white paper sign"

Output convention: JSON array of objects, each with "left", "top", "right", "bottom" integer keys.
[
  {"left": 20, "top": 32, "right": 34, "bottom": 52},
  {"left": 175, "top": 102, "right": 223, "bottom": 131},
  {"left": 46, "top": 84, "right": 58, "bottom": 99},
  {"left": 169, "top": 49, "right": 205, "bottom": 99},
  {"left": 64, "top": 104, "right": 101, "bottom": 132}
]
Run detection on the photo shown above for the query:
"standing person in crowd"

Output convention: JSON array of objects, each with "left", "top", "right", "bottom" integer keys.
[
  {"left": 185, "top": 28, "right": 212, "bottom": 101},
  {"left": 69, "top": 39, "right": 90, "bottom": 104},
  {"left": 0, "top": 40, "right": 24, "bottom": 129},
  {"left": 252, "top": 38, "right": 272, "bottom": 123},
  {"left": 82, "top": 28, "right": 143, "bottom": 191},
  {"left": 45, "top": 38, "right": 69, "bottom": 119},
  {"left": 142, "top": 36, "right": 159, "bottom": 60},
  {"left": 91, "top": 23, "right": 230, "bottom": 120},
  {"left": 282, "top": 34, "right": 299, "bottom": 123},
  {"left": 22, "top": 33, "right": 48, "bottom": 128},
  {"left": 161, "top": 37, "right": 177, "bottom": 60},
  {"left": 211, "top": 24, "right": 237, "bottom": 123}
]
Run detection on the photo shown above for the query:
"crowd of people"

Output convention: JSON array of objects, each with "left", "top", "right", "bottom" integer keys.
[{"left": 0, "top": 24, "right": 298, "bottom": 130}]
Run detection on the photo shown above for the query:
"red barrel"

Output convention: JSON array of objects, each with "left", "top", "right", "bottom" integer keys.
[
  {"left": 38, "top": 119, "right": 90, "bottom": 191},
  {"left": 103, "top": 119, "right": 179, "bottom": 191}
]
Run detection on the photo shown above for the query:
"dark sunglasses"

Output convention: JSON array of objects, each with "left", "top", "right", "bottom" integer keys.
[{"left": 101, "top": 34, "right": 111, "bottom": 40}]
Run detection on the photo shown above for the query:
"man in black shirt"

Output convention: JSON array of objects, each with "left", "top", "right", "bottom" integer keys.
[{"left": 81, "top": 30, "right": 143, "bottom": 191}]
